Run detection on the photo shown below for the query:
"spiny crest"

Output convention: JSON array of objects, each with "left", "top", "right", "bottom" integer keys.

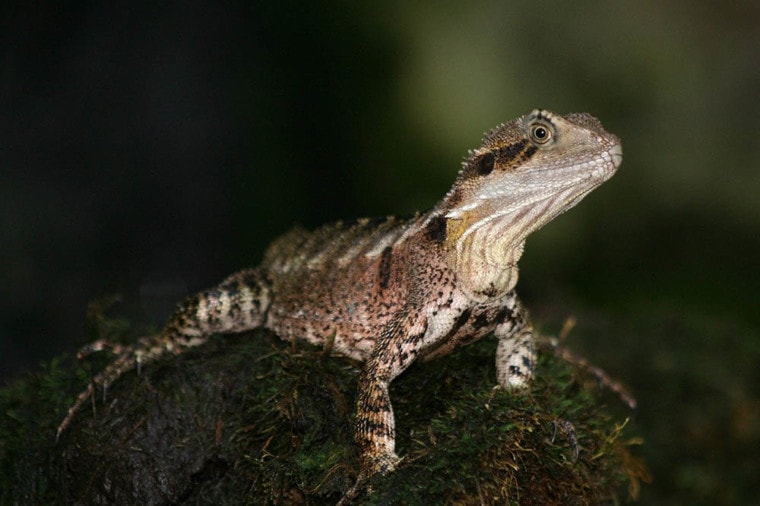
[
  {"left": 262, "top": 214, "right": 418, "bottom": 274},
  {"left": 481, "top": 116, "right": 526, "bottom": 148}
]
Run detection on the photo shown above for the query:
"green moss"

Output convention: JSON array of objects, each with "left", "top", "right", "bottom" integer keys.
[{"left": 1, "top": 327, "right": 646, "bottom": 504}]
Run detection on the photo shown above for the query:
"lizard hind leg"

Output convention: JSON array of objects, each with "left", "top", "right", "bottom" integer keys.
[
  {"left": 56, "top": 268, "right": 272, "bottom": 441},
  {"left": 56, "top": 324, "right": 218, "bottom": 442},
  {"left": 55, "top": 299, "right": 216, "bottom": 441}
]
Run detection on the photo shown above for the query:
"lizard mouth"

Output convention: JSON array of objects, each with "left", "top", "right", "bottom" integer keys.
[{"left": 610, "top": 143, "right": 623, "bottom": 169}]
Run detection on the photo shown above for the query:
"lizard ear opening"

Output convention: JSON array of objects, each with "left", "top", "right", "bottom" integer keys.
[
  {"left": 471, "top": 151, "right": 496, "bottom": 176},
  {"left": 476, "top": 151, "right": 495, "bottom": 175},
  {"left": 425, "top": 215, "right": 448, "bottom": 243}
]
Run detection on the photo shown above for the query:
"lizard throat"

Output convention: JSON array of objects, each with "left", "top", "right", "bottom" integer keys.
[{"left": 444, "top": 184, "right": 591, "bottom": 297}]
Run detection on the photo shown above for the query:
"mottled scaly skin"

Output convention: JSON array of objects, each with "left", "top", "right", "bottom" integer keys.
[{"left": 58, "top": 109, "right": 622, "bottom": 489}]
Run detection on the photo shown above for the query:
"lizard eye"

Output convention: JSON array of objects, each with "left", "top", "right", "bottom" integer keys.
[{"left": 529, "top": 123, "right": 553, "bottom": 145}]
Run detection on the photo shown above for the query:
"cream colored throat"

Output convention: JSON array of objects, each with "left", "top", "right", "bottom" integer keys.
[{"left": 445, "top": 214, "right": 526, "bottom": 298}]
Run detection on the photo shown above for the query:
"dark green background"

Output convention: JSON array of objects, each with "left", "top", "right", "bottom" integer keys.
[{"left": 1, "top": 1, "right": 757, "bottom": 504}]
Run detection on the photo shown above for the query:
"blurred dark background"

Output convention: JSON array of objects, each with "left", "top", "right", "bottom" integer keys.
[{"left": 1, "top": 1, "right": 758, "bottom": 503}]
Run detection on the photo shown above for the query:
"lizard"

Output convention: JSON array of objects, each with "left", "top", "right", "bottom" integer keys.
[{"left": 56, "top": 109, "right": 622, "bottom": 492}]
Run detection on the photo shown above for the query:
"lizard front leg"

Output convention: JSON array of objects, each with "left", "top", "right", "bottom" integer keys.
[
  {"left": 494, "top": 300, "right": 536, "bottom": 389},
  {"left": 353, "top": 310, "right": 425, "bottom": 480},
  {"left": 354, "top": 359, "right": 400, "bottom": 476}
]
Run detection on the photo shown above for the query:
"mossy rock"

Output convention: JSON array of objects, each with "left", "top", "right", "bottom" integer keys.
[{"left": 1, "top": 329, "right": 647, "bottom": 504}]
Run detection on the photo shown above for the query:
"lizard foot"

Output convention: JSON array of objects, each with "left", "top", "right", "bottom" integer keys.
[
  {"left": 550, "top": 418, "right": 580, "bottom": 461},
  {"left": 57, "top": 331, "right": 207, "bottom": 442},
  {"left": 56, "top": 342, "right": 141, "bottom": 442},
  {"left": 337, "top": 452, "right": 401, "bottom": 505}
]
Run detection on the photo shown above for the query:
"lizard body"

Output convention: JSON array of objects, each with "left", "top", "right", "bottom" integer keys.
[{"left": 58, "top": 109, "right": 622, "bottom": 485}]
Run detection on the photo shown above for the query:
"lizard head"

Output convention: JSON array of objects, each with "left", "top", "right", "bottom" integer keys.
[{"left": 442, "top": 109, "right": 622, "bottom": 247}]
